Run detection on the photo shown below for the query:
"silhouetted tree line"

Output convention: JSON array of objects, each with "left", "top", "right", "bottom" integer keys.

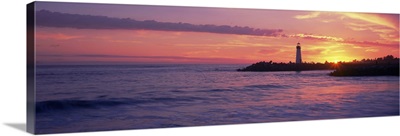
[
  {"left": 237, "top": 61, "right": 335, "bottom": 72},
  {"left": 329, "top": 55, "right": 399, "bottom": 76},
  {"left": 238, "top": 55, "right": 399, "bottom": 76},
  {"left": 346, "top": 55, "right": 399, "bottom": 65}
]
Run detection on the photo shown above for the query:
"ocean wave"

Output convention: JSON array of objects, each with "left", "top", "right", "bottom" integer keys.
[
  {"left": 245, "top": 84, "right": 291, "bottom": 89},
  {"left": 197, "top": 88, "right": 235, "bottom": 93},
  {"left": 36, "top": 96, "right": 205, "bottom": 113},
  {"left": 36, "top": 99, "right": 127, "bottom": 113},
  {"left": 195, "top": 85, "right": 290, "bottom": 93},
  {"left": 37, "top": 72, "right": 107, "bottom": 76}
]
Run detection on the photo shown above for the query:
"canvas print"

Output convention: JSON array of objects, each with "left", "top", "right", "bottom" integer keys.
[{"left": 27, "top": 1, "right": 399, "bottom": 134}]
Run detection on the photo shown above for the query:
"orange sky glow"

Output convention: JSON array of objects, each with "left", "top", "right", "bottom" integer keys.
[{"left": 35, "top": 2, "right": 399, "bottom": 64}]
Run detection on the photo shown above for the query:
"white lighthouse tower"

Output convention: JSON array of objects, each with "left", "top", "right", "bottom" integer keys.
[{"left": 296, "top": 42, "right": 302, "bottom": 64}]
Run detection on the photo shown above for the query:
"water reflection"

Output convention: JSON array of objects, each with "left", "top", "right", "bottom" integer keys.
[{"left": 36, "top": 65, "right": 399, "bottom": 133}]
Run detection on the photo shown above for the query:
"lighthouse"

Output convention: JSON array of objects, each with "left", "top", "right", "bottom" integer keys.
[{"left": 296, "top": 42, "right": 302, "bottom": 64}]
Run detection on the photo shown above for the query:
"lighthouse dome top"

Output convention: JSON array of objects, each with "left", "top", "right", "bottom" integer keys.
[{"left": 296, "top": 42, "right": 301, "bottom": 49}]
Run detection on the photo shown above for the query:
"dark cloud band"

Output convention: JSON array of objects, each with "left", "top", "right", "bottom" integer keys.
[
  {"left": 36, "top": 10, "right": 283, "bottom": 36},
  {"left": 38, "top": 54, "right": 245, "bottom": 63}
]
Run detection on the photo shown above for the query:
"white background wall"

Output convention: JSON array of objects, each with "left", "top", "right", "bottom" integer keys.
[{"left": 0, "top": 0, "right": 399, "bottom": 136}]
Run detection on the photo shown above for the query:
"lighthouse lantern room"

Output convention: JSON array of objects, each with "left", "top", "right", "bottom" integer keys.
[{"left": 296, "top": 42, "right": 302, "bottom": 64}]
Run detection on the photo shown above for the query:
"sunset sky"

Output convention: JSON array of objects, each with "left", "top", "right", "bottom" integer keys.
[{"left": 34, "top": 2, "right": 399, "bottom": 64}]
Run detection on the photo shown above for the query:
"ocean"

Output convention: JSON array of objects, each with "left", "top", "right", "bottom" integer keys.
[{"left": 35, "top": 64, "right": 399, "bottom": 134}]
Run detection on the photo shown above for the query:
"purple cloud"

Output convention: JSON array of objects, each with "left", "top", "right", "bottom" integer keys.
[{"left": 36, "top": 10, "right": 283, "bottom": 36}]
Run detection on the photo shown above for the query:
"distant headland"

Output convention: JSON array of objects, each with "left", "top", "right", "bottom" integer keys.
[
  {"left": 237, "top": 61, "right": 334, "bottom": 72},
  {"left": 237, "top": 55, "right": 399, "bottom": 76},
  {"left": 328, "top": 55, "right": 399, "bottom": 76}
]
